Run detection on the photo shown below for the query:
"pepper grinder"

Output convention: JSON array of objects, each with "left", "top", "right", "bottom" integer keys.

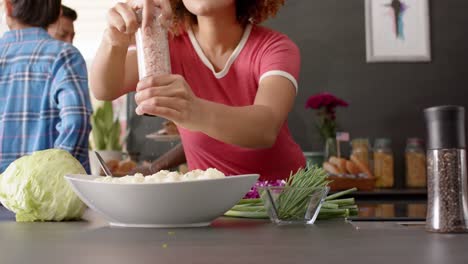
[
  {"left": 134, "top": 7, "right": 171, "bottom": 117},
  {"left": 135, "top": 7, "right": 171, "bottom": 80},
  {"left": 424, "top": 105, "right": 468, "bottom": 233}
]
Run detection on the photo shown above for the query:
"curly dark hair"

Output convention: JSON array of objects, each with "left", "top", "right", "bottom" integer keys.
[{"left": 169, "top": 0, "right": 285, "bottom": 32}]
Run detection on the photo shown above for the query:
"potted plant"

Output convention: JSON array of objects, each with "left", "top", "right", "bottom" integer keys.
[
  {"left": 305, "top": 92, "right": 349, "bottom": 160},
  {"left": 89, "top": 102, "right": 123, "bottom": 175}
]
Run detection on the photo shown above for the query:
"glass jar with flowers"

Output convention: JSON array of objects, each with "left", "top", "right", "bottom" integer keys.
[{"left": 305, "top": 92, "right": 349, "bottom": 160}]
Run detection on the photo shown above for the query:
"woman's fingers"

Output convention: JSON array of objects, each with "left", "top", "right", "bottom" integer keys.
[
  {"left": 158, "top": 0, "right": 173, "bottom": 25},
  {"left": 136, "top": 74, "right": 180, "bottom": 91},
  {"left": 134, "top": 73, "right": 196, "bottom": 125},
  {"left": 157, "top": 96, "right": 187, "bottom": 111},
  {"left": 135, "top": 86, "right": 189, "bottom": 104},
  {"left": 137, "top": 96, "right": 187, "bottom": 114},
  {"left": 142, "top": 0, "right": 156, "bottom": 30},
  {"left": 136, "top": 104, "right": 181, "bottom": 121},
  {"left": 113, "top": 2, "right": 139, "bottom": 34},
  {"left": 107, "top": 8, "right": 127, "bottom": 32},
  {"left": 129, "top": 0, "right": 172, "bottom": 28}
]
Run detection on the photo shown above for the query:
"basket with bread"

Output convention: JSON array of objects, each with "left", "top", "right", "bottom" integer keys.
[{"left": 323, "top": 155, "right": 376, "bottom": 191}]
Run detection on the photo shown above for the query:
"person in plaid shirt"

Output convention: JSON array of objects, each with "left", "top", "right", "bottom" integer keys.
[{"left": 0, "top": 0, "right": 92, "bottom": 172}]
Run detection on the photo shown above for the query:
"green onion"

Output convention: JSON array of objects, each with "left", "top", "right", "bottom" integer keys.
[
  {"left": 224, "top": 210, "right": 268, "bottom": 219},
  {"left": 339, "top": 205, "right": 358, "bottom": 210},
  {"left": 226, "top": 167, "right": 359, "bottom": 221},
  {"left": 322, "top": 202, "right": 340, "bottom": 209},
  {"left": 237, "top": 198, "right": 263, "bottom": 205},
  {"left": 319, "top": 208, "right": 349, "bottom": 214},
  {"left": 325, "top": 188, "right": 358, "bottom": 201},
  {"left": 327, "top": 198, "right": 355, "bottom": 206},
  {"left": 231, "top": 205, "right": 266, "bottom": 212},
  {"left": 271, "top": 166, "right": 330, "bottom": 220}
]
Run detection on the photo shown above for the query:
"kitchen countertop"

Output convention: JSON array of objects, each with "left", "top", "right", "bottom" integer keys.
[
  {"left": 1, "top": 206, "right": 467, "bottom": 264},
  {"left": 339, "top": 188, "right": 427, "bottom": 201}
]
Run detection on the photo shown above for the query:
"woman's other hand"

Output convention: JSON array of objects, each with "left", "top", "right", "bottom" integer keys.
[
  {"left": 105, "top": 0, "right": 172, "bottom": 47},
  {"left": 105, "top": 2, "right": 139, "bottom": 47}
]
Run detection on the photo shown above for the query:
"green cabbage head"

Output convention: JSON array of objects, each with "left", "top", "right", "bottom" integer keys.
[{"left": 0, "top": 149, "right": 86, "bottom": 222}]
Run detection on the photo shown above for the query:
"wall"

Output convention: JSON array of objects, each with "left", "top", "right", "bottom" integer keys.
[{"left": 128, "top": 0, "right": 468, "bottom": 187}]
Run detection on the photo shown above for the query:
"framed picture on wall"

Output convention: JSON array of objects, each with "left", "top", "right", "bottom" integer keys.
[{"left": 365, "top": 0, "right": 431, "bottom": 62}]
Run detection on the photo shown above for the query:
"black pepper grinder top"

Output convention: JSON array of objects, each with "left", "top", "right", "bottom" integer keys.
[{"left": 424, "top": 106, "right": 465, "bottom": 150}]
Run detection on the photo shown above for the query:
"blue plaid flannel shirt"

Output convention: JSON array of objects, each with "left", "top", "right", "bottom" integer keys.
[{"left": 0, "top": 28, "right": 92, "bottom": 173}]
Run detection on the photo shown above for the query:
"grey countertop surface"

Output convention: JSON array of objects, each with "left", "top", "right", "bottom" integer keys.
[{"left": 1, "top": 206, "right": 467, "bottom": 264}]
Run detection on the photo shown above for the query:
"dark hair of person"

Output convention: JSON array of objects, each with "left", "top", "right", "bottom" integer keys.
[
  {"left": 10, "top": 0, "right": 61, "bottom": 28},
  {"left": 61, "top": 5, "right": 78, "bottom": 21}
]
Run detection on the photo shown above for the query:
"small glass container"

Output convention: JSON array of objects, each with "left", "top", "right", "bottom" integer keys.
[
  {"left": 258, "top": 186, "right": 329, "bottom": 225},
  {"left": 405, "top": 138, "right": 427, "bottom": 188},
  {"left": 324, "top": 138, "right": 337, "bottom": 161},
  {"left": 424, "top": 105, "right": 468, "bottom": 233},
  {"left": 351, "top": 138, "right": 371, "bottom": 168},
  {"left": 373, "top": 138, "right": 394, "bottom": 188},
  {"left": 303, "top": 152, "right": 325, "bottom": 168},
  {"left": 135, "top": 7, "right": 171, "bottom": 80}
]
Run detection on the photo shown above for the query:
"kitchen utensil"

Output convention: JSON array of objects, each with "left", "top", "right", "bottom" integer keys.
[{"left": 94, "top": 151, "right": 113, "bottom": 176}]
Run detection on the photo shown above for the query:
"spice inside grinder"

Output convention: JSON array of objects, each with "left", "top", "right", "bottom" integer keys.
[{"left": 424, "top": 105, "right": 468, "bottom": 233}]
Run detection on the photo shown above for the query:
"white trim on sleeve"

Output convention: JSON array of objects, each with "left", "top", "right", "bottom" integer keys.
[{"left": 259, "top": 70, "right": 298, "bottom": 93}]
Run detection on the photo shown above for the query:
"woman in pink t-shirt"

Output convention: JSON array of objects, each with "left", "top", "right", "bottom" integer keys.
[{"left": 91, "top": 0, "right": 306, "bottom": 181}]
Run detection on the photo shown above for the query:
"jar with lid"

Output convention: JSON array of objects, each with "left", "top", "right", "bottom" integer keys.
[
  {"left": 424, "top": 105, "right": 468, "bottom": 233},
  {"left": 373, "top": 138, "right": 394, "bottom": 188},
  {"left": 405, "top": 138, "right": 427, "bottom": 188},
  {"left": 134, "top": 6, "right": 171, "bottom": 80},
  {"left": 351, "top": 138, "right": 371, "bottom": 168}
]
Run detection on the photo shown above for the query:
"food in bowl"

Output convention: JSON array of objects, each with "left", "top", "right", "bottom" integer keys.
[{"left": 94, "top": 168, "right": 225, "bottom": 183}]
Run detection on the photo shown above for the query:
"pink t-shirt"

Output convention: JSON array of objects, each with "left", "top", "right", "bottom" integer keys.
[{"left": 169, "top": 24, "right": 305, "bottom": 181}]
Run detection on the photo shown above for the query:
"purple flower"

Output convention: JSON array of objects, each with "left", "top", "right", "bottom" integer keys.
[{"left": 244, "top": 180, "right": 286, "bottom": 199}]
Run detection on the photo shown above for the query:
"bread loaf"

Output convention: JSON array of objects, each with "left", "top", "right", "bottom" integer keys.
[
  {"left": 345, "top": 160, "right": 362, "bottom": 175},
  {"left": 323, "top": 162, "right": 341, "bottom": 175},
  {"left": 329, "top": 156, "right": 347, "bottom": 174},
  {"left": 351, "top": 154, "right": 373, "bottom": 178}
]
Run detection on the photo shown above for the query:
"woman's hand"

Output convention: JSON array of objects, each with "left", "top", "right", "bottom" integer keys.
[
  {"left": 134, "top": 75, "right": 206, "bottom": 131},
  {"left": 105, "top": 0, "right": 172, "bottom": 47}
]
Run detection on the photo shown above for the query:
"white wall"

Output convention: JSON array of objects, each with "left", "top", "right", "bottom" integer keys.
[
  {"left": 0, "top": 0, "right": 119, "bottom": 63},
  {"left": 62, "top": 0, "right": 117, "bottom": 62}
]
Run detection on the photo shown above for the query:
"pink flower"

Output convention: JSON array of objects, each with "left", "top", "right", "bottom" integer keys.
[
  {"left": 305, "top": 92, "right": 348, "bottom": 139},
  {"left": 305, "top": 92, "right": 348, "bottom": 110}
]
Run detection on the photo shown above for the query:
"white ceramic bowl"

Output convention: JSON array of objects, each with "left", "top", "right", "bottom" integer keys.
[{"left": 65, "top": 174, "right": 259, "bottom": 228}]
